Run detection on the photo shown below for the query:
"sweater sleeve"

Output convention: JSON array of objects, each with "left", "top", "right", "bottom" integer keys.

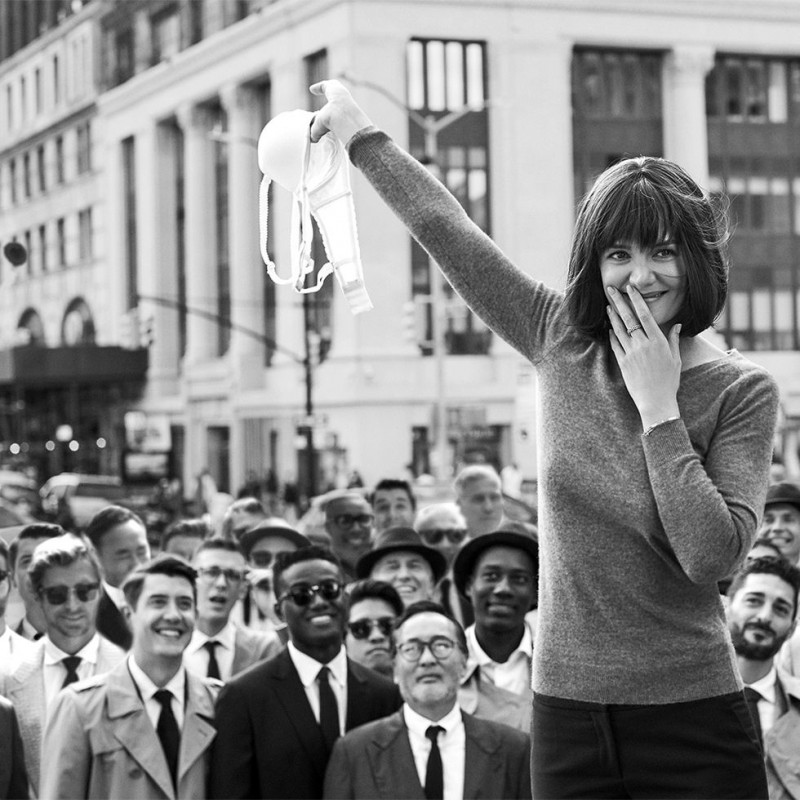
[
  {"left": 641, "top": 366, "right": 780, "bottom": 584},
  {"left": 347, "top": 127, "right": 565, "bottom": 362}
]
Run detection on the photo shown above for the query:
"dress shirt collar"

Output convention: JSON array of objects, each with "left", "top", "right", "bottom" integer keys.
[
  {"left": 749, "top": 665, "right": 777, "bottom": 704},
  {"left": 43, "top": 632, "right": 100, "bottom": 666},
  {"left": 18, "top": 616, "right": 40, "bottom": 639},
  {"left": 187, "top": 619, "right": 236, "bottom": 656},
  {"left": 287, "top": 640, "right": 348, "bottom": 689},
  {"left": 403, "top": 699, "right": 463, "bottom": 734},
  {"left": 103, "top": 580, "right": 126, "bottom": 610},
  {"left": 128, "top": 653, "right": 186, "bottom": 707}
]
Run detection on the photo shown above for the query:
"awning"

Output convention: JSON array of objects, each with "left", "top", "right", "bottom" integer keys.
[{"left": 0, "top": 345, "right": 148, "bottom": 387}]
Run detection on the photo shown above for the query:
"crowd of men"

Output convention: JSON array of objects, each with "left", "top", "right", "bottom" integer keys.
[{"left": 1, "top": 467, "right": 799, "bottom": 799}]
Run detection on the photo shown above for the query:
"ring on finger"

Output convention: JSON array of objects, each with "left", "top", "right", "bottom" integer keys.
[{"left": 627, "top": 324, "right": 643, "bottom": 336}]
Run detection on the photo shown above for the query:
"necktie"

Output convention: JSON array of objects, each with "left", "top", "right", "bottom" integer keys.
[
  {"left": 317, "top": 666, "right": 340, "bottom": 752},
  {"left": 425, "top": 725, "right": 444, "bottom": 800},
  {"left": 204, "top": 641, "right": 221, "bottom": 680},
  {"left": 743, "top": 686, "right": 764, "bottom": 746},
  {"left": 154, "top": 689, "right": 180, "bottom": 789},
  {"left": 61, "top": 655, "right": 82, "bottom": 688}
]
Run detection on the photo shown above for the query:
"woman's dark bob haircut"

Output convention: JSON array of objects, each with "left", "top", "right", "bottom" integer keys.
[{"left": 564, "top": 156, "right": 729, "bottom": 340}]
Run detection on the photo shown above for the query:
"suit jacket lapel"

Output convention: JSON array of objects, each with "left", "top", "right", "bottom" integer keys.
[
  {"left": 462, "top": 713, "right": 503, "bottom": 799},
  {"left": 368, "top": 711, "right": 425, "bottom": 800},
  {"left": 231, "top": 628, "right": 255, "bottom": 676},
  {"left": 105, "top": 663, "right": 175, "bottom": 800},
  {"left": 177, "top": 672, "right": 216, "bottom": 785},
  {"left": 271, "top": 650, "right": 329, "bottom": 766},
  {"left": 6, "top": 648, "right": 45, "bottom": 794}
]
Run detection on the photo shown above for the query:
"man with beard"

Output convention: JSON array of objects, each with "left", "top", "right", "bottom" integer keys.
[{"left": 727, "top": 556, "right": 800, "bottom": 799}]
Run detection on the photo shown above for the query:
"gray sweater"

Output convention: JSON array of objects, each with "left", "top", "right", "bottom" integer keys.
[{"left": 348, "top": 128, "right": 780, "bottom": 704}]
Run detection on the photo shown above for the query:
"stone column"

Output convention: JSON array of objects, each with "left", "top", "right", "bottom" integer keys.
[
  {"left": 663, "top": 45, "right": 716, "bottom": 187},
  {"left": 176, "top": 102, "right": 218, "bottom": 363}
]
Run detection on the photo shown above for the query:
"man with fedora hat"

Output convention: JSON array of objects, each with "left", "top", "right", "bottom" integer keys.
[
  {"left": 356, "top": 527, "right": 446, "bottom": 608},
  {"left": 452, "top": 528, "right": 538, "bottom": 731},
  {"left": 760, "top": 482, "right": 800, "bottom": 566}
]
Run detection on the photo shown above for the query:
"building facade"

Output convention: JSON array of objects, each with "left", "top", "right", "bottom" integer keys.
[{"left": 2, "top": 0, "right": 800, "bottom": 498}]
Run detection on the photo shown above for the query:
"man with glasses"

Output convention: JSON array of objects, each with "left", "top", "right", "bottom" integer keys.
[
  {"left": 210, "top": 545, "right": 401, "bottom": 799},
  {"left": 324, "top": 494, "right": 375, "bottom": 582},
  {"left": 344, "top": 579, "right": 403, "bottom": 677},
  {"left": 41, "top": 554, "right": 219, "bottom": 799},
  {"left": 416, "top": 503, "right": 473, "bottom": 628},
  {"left": 452, "top": 529, "right": 539, "bottom": 732},
  {"left": 324, "top": 600, "right": 531, "bottom": 799},
  {"left": 4, "top": 533, "right": 125, "bottom": 796},
  {"left": 184, "top": 539, "right": 280, "bottom": 681}
]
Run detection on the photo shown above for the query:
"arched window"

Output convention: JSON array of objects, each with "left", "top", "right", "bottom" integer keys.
[
  {"left": 16, "top": 307, "right": 45, "bottom": 346},
  {"left": 61, "top": 298, "right": 96, "bottom": 346}
]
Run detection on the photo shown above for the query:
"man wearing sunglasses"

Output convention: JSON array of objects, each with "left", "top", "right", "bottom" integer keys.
[
  {"left": 184, "top": 539, "right": 280, "bottom": 681},
  {"left": 324, "top": 600, "right": 531, "bottom": 799},
  {"left": 324, "top": 494, "right": 375, "bottom": 582},
  {"left": 210, "top": 545, "right": 401, "bottom": 799},
  {"left": 3, "top": 533, "right": 126, "bottom": 796},
  {"left": 344, "top": 579, "right": 403, "bottom": 677}
]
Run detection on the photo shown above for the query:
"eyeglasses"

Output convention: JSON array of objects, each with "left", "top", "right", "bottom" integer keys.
[
  {"left": 347, "top": 617, "right": 395, "bottom": 640},
  {"left": 40, "top": 582, "right": 100, "bottom": 606},
  {"left": 197, "top": 566, "right": 246, "bottom": 583},
  {"left": 330, "top": 513, "right": 373, "bottom": 529},
  {"left": 419, "top": 528, "right": 468, "bottom": 546},
  {"left": 250, "top": 551, "right": 279, "bottom": 569},
  {"left": 396, "top": 637, "right": 457, "bottom": 662},
  {"left": 276, "top": 579, "right": 343, "bottom": 607}
]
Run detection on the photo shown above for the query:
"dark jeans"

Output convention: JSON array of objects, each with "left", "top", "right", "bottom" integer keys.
[{"left": 532, "top": 691, "right": 767, "bottom": 799}]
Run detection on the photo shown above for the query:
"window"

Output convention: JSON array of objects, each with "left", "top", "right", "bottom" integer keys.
[
  {"left": 55, "top": 135, "right": 64, "bottom": 183},
  {"left": 406, "top": 38, "right": 492, "bottom": 356},
  {"left": 707, "top": 55, "right": 800, "bottom": 350},
  {"left": 9, "top": 158, "right": 16, "bottom": 204},
  {"left": 212, "top": 106, "right": 231, "bottom": 356},
  {"left": 572, "top": 48, "right": 664, "bottom": 201},
  {"left": 56, "top": 217, "right": 66, "bottom": 267},
  {"left": 53, "top": 54, "right": 60, "bottom": 104},
  {"left": 20, "top": 75, "right": 26, "bottom": 123},
  {"left": 76, "top": 121, "right": 91, "bottom": 174},
  {"left": 36, "top": 144, "right": 46, "bottom": 191},
  {"left": 122, "top": 137, "right": 138, "bottom": 309},
  {"left": 78, "top": 207, "right": 92, "bottom": 262},
  {"left": 114, "top": 28, "right": 135, "bottom": 85},
  {"left": 22, "top": 152, "right": 30, "bottom": 198},
  {"left": 151, "top": 7, "right": 180, "bottom": 65},
  {"left": 23, "top": 230, "right": 31, "bottom": 276},
  {"left": 34, "top": 68, "right": 41, "bottom": 114},
  {"left": 38, "top": 224, "right": 47, "bottom": 272},
  {"left": 5, "top": 85, "right": 12, "bottom": 130}
]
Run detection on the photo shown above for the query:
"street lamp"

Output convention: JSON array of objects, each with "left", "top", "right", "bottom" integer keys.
[{"left": 340, "top": 72, "right": 487, "bottom": 482}]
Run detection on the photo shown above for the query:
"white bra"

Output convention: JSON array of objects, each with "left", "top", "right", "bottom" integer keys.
[{"left": 257, "top": 109, "right": 372, "bottom": 315}]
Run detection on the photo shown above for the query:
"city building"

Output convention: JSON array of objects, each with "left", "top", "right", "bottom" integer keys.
[{"left": 1, "top": 0, "right": 800, "bottom": 499}]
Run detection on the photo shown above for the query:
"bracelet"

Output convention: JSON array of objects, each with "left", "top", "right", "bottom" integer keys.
[{"left": 642, "top": 416, "right": 681, "bottom": 437}]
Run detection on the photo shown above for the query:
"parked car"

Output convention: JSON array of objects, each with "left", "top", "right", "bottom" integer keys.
[{"left": 40, "top": 473, "right": 130, "bottom": 531}]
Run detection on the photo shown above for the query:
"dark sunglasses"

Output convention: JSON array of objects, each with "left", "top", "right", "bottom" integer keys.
[
  {"left": 0, "top": 570, "right": 8, "bottom": 582},
  {"left": 331, "top": 513, "right": 373, "bottom": 529},
  {"left": 276, "top": 579, "right": 343, "bottom": 607},
  {"left": 250, "top": 551, "right": 284, "bottom": 568},
  {"left": 420, "top": 528, "right": 468, "bottom": 545},
  {"left": 347, "top": 617, "right": 395, "bottom": 640},
  {"left": 40, "top": 582, "right": 100, "bottom": 606}
]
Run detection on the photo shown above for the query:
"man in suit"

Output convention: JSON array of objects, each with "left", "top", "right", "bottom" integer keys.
[
  {"left": 85, "top": 505, "right": 151, "bottom": 649},
  {"left": 0, "top": 539, "right": 35, "bottom": 667},
  {"left": 728, "top": 556, "right": 800, "bottom": 800},
  {"left": 4, "top": 533, "right": 126, "bottom": 796},
  {"left": 452, "top": 529, "right": 538, "bottom": 732},
  {"left": 40, "top": 554, "right": 219, "bottom": 800},
  {"left": 209, "top": 545, "right": 402, "bottom": 799},
  {"left": 324, "top": 599, "right": 531, "bottom": 799},
  {"left": 183, "top": 539, "right": 281, "bottom": 681},
  {"left": 9, "top": 523, "right": 64, "bottom": 640},
  {"left": 0, "top": 696, "right": 28, "bottom": 800}
]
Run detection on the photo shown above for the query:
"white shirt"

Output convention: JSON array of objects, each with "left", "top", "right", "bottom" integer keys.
[
  {"left": 42, "top": 634, "right": 102, "bottom": 709},
  {"left": 287, "top": 641, "right": 347, "bottom": 734},
  {"left": 103, "top": 581, "right": 126, "bottom": 610},
  {"left": 127, "top": 655, "right": 186, "bottom": 731},
  {"left": 0, "top": 625, "right": 34, "bottom": 666},
  {"left": 183, "top": 621, "right": 236, "bottom": 681},
  {"left": 465, "top": 622, "right": 533, "bottom": 696},
  {"left": 404, "top": 702, "right": 465, "bottom": 800},
  {"left": 748, "top": 666, "right": 778, "bottom": 736}
]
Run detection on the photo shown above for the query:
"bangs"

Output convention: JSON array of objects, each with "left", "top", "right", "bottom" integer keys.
[{"left": 594, "top": 175, "right": 683, "bottom": 253}]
